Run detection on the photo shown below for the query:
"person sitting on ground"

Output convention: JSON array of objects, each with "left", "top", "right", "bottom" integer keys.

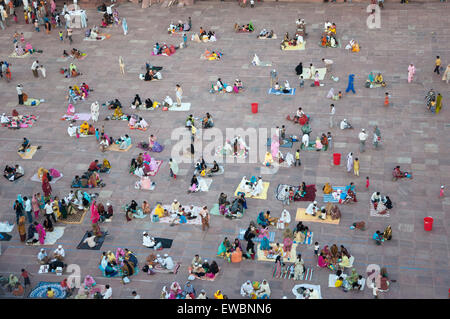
[
  {"left": 340, "top": 119, "right": 353, "bottom": 130},
  {"left": 373, "top": 230, "right": 384, "bottom": 245},
  {"left": 202, "top": 113, "right": 214, "bottom": 128},
  {"left": 18, "top": 137, "right": 31, "bottom": 153}
]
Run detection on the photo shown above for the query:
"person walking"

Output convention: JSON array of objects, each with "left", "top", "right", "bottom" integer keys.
[
  {"left": 327, "top": 132, "right": 333, "bottom": 150},
  {"left": 175, "top": 84, "right": 183, "bottom": 106},
  {"left": 17, "top": 83, "right": 24, "bottom": 105},
  {"left": 354, "top": 157, "right": 360, "bottom": 176},
  {"left": 44, "top": 200, "right": 57, "bottom": 223},
  {"left": 270, "top": 69, "right": 278, "bottom": 87},
  {"left": 329, "top": 104, "right": 335, "bottom": 128},
  {"left": 169, "top": 158, "right": 178, "bottom": 179},
  {"left": 67, "top": 27, "right": 73, "bottom": 44},
  {"left": 434, "top": 56, "right": 441, "bottom": 75},
  {"left": 31, "top": 60, "right": 39, "bottom": 78},
  {"left": 346, "top": 74, "right": 356, "bottom": 94},
  {"left": 18, "top": 216, "right": 26, "bottom": 242},
  {"left": 358, "top": 129, "right": 368, "bottom": 152},
  {"left": 21, "top": 269, "right": 31, "bottom": 289},
  {"left": 373, "top": 126, "right": 381, "bottom": 149},
  {"left": 407, "top": 63, "right": 415, "bottom": 83}
]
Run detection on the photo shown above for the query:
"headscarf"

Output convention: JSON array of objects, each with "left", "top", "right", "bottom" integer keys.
[
  {"left": 214, "top": 290, "right": 224, "bottom": 299},
  {"left": 42, "top": 174, "right": 52, "bottom": 197},
  {"left": 18, "top": 216, "right": 26, "bottom": 236},
  {"left": 183, "top": 281, "right": 195, "bottom": 295},
  {"left": 102, "top": 159, "right": 111, "bottom": 169},
  {"left": 90, "top": 201, "right": 99, "bottom": 224}
]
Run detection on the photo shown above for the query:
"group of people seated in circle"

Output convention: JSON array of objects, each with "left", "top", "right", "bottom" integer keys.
[
  {"left": 69, "top": 83, "right": 91, "bottom": 102},
  {"left": 168, "top": 20, "right": 191, "bottom": 34},
  {"left": 210, "top": 78, "right": 243, "bottom": 93},
  {"left": 130, "top": 153, "right": 159, "bottom": 177},
  {"left": 85, "top": 26, "right": 102, "bottom": 40},
  {"left": 235, "top": 21, "right": 254, "bottom": 32},
  {"left": 318, "top": 244, "right": 353, "bottom": 271},
  {"left": 61, "top": 63, "right": 81, "bottom": 78},
  {"left": 257, "top": 29, "right": 275, "bottom": 39},
  {"left": 217, "top": 237, "right": 246, "bottom": 263},
  {"left": 370, "top": 191, "right": 393, "bottom": 213},
  {"left": 153, "top": 42, "right": 176, "bottom": 56},
  {"left": 281, "top": 31, "right": 303, "bottom": 48},
  {"left": 4, "top": 164, "right": 24, "bottom": 181},
  {"left": 239, "top": 176, "right": 265, "bottom": 197},
  {"left": 63, "top": 48, "right": 86, "bottom": 60},
  {"left": 192, "top": 27, "right": 217, "bottom": 42},
  {"left": 99, "top": 248, "right": 138, "bottom": 278},
  {"left": 71, "top": 159, "right": 110, "bottom": 188},
  {"left": 190, "top": 254, "right": 220, "bottom": 279},
  {"left": 201, "top": 49, "right": 222, "bottom": 60},
  {"left": 143, "top": 253, "right": 177, "bottom": 274},
  {"left": 127, "top": 113, "right": 149, "bottom": 131},
  {"left": 392, "top": 165, "right": 412, "bottom": 180},
  {"left": 273, "top": 80, "right": 292, "bottom": 93},
  {"left": 218, "top": 192, "right": 247, "bottom": 219},
  {"left": 345, "top": 39, "right": 360, "bottom": 52},
  {"left": 321, "top": 21, "right": 338, "bottom": 48},
  {"left": 366, "top": 72, "right": 386, "bottom": 88},
  {"left": 194, "top": 157, "right": 221, "bottom": 177}
]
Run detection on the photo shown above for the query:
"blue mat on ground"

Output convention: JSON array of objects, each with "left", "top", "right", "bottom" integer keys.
[
  {"left": 28, "top": 281, "right": 67, "bottom": 299},
  {"left": 267, "top": 138, "right": 293, "bottom": 148},
  {"left": 268, "top": 88, "right": 296, "bottom": 96},
  {"left": 323, "top": 186, "right": 346, "bottom": 203},
  {"left": 0, "top": 233, "right": 12, "bottom": 241},
  {"left": 238, "top": 229, "right": 275, "bottom": 242}
]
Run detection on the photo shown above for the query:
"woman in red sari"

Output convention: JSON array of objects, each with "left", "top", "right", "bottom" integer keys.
[{"left": 42, "top": 174, "right": 52, "bottom": 201}]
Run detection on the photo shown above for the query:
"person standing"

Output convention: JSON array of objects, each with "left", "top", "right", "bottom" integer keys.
[
  {"left": 327, "top": 132, "right": 333, "bottom": 151},
  {"left": 122, "top": 17, "right": 128, "bottom": 35},
  {"left": 270, "top": 69, "right": 278, "bottom": 87},
  {"left": 346, "top": 152, "right": 353, "bottom": 173},
  {"left": 434, "top": 56, "right": 441, "bottom": 75},
  {"left": 23, "top": 196, "right": 33, "bottom": 223},
  {"left": 14, "top": 200, "right": 24, "bottom": 224},
  {"left": 18, "top": 216, "right": 26, "bottom": 242},
  {"left": 31, "top": 60, "right": 39, "bottom": 77},
  {"left": 407, "top": 63, "right": 415, "bottom": 83},
  {"left": 21, "top": 269, "right": 31, "bottom": 289},
  {"left": 175, "top": 84, "right": 183, "bottom": 106},
  {"left": 354, "top": 157, "right": 360, "bottom": 176},
  {"left": 39, "top": 64, "right": 46, "bottom": 78},
  {"left": 183, "top": 32, "right": 187, "bottom": 48},
  {"left": 373, "top": 126, "right": 381, "bottom": 149},
  {"left": 169, "top": 158, "right": 178, "bottom": 179},
  {"left": 442, "top": 64, "right": 450, "bottom": 84},
  {"left": 67, "top": 27, "right": 73, "bottom": 44},
  {"left": 358, "top": 129, "right": 368, "bottom": 153},
  {"left": 80, "top": 10, "right": 87, "bottom": 28},
  {"left": 44, "top": 200, "right": 57, "bottom": 223},
  {"left": 91, "top": 101, "right": 100, "bottom": 122},
  {"left": 329, "top": 104, "right": 335, "bottom": 128},
  {"left": 17, "top": 83, "right": 24, "bottom": 105},
  {"left": 64, "top": 11, "right": 70, "bottom": 29},
  {"left": 294, "top": 149, "right": 301, "bottom": 166},
  {"left": 199, "top": 206, "right": 210, "bottom": 231}
]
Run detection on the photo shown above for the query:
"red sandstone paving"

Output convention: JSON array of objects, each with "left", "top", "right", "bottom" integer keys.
[{"left": 0, "top": 1, "right": 449, "bottom": 299}]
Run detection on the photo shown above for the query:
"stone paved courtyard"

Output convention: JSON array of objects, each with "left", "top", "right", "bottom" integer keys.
[{"left": 0, "top": 1, "right": 449, "bottom": 299}]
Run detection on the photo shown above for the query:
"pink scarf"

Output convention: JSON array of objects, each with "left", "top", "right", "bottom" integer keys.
[{"left": 36, "top": 223, "right": 46, "bottom": 245}]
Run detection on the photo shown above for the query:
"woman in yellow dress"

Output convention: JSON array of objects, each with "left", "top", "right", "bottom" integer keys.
[
  {"left": 79, "top": 121, "right": 89, "bottom": 134},
  {"left": 154, "top": 204, "right": 165, "bottom": 218}
]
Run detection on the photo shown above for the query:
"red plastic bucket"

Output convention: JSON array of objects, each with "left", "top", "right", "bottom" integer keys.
[
  {"left": 251, "top": 103, "right": 258, "bottom": 114},
  {"left": 424, "top": 217, "right": 433, "bottom": 231},
  {"left": 333, "top": 153, "right": 341, "bottom": 166}
]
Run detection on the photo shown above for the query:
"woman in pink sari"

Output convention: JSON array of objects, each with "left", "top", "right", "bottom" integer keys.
[
  {"left": 35, "top": 222, "right": 46, "bottom": 245},
  {"left": 90, "top": 201, "right": 100, "bottom": 224},
  {"left": 51, "top": 0, "right": 57, "bottom": 14},
  {"left": 67, "top": 103, "right": 75, "bottom": 115},
  {"left": 407, "top": 63, "right": 415, "bottom": 83},
  {"left": 270, "top": 135, "right": 279, "bottom": 159},
  {"left": 83, "top": 275, "right": 96, "bottom": 289},
  {"left": 317, "top": 252, "right": 328, "bottom": 268}
]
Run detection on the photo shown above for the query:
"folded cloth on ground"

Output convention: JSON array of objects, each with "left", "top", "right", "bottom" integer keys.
[{"left": 268, "top": 88, "right": 296, "bottom": 96}]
